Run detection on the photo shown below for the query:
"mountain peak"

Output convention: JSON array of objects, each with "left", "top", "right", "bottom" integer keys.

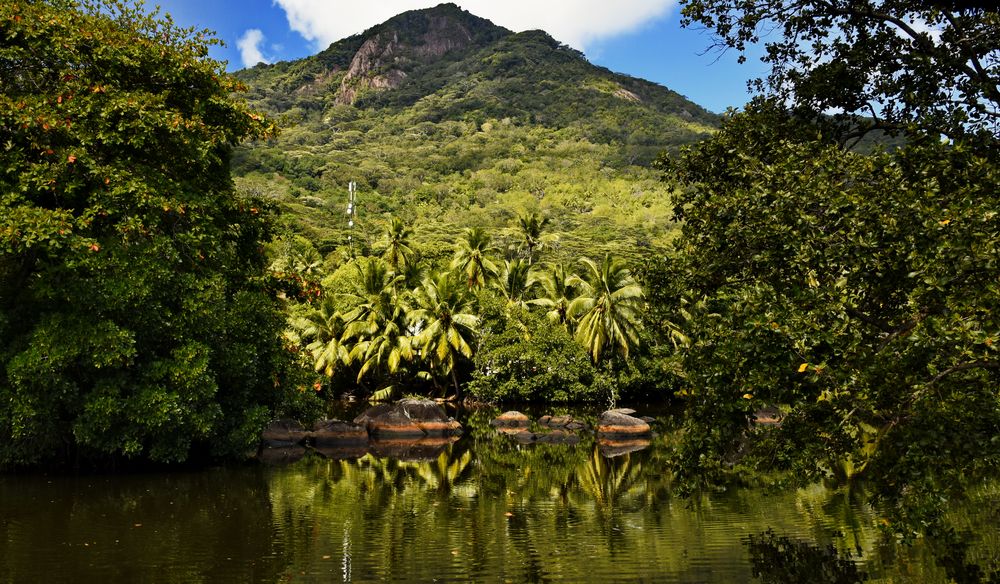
[{"left": 334, "top": 3, "right": 510, "bottom": 104}]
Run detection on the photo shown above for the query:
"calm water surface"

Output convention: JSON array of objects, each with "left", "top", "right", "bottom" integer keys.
[{"left": 1, "top": 407, "right": 997, "bottom": 583}]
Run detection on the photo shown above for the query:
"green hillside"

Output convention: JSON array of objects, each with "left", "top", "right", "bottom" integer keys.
[{"left": 232, "top": 3, "right": 718, "bottom": 264}]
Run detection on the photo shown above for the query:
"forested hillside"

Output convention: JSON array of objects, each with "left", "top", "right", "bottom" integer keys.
[{"left": 232, "top": 3, "right": 717, "bottom": 262}]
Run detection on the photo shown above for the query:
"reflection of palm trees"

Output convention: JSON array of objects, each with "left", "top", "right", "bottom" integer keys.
[
  {"left": 573, "top": 447, "right": 645, "bottom": 513},
  {"left": 414, "top": 445, "right": 474, "bottom": 493}
]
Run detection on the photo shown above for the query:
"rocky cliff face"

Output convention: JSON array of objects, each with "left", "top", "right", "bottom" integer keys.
[{"left": 335, "top": 3, "right": 508, "bottom": 104}]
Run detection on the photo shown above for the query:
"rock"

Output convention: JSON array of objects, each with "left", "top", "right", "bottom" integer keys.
[
  {"left": 538, "top": 415, "right": 587, "bottom": 431},
  {"left": 597, "top": 410, "right": 651, "bottom": 439},
  {"left": 598, "top": 438, "right": 651, "bottom": 458},
  {"left": 608, "top": 408, "right": 637, "bottom": 416},
  {"left": 310, "top": 419, "right": 367, "bottom": 446},
  {"left": 354, "top": 398, "right": 463, "bottom": 437},
  {"left": 490, "top": 411, "right": 530, "bottom": 428},
  {"left": 261, "top": 419, "right": 308, "bottom": 447},
  {"left": 639, "top": 416, "right": 656, "bottom": 424},
  {"left": 542, "top": 414, "right": 573, "bottom": 427},
  {"left": 258, "top": 446, "right": 306, "bottom": 465},
  {"left": 353, "top": 403, "right": 394, "bottom": 426},
  {"left": 754, "top": 407, "right": 782, "bottom": 426}
]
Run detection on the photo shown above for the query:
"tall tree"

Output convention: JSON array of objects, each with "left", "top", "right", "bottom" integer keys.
[
  {"left": 294, "top": 297, "right": 349, "bottom": 379},
  {"left": 517, "top": 212, "right": 552, "bottom": 264},
  {"left": 340, "top": 258, "right": 414, "bottom": 385},
  {"left": 568, "top": 255, "right": 644, "bottom": 363},
  {"left": 411, "top": 272, "right": 479, "bottom": 397},
  {"left": 527, "top": 262, "right": 579, "bottom": 328},
  {"left": 493, "top": 258, "right": 533, "bottom": 310},
  {"left": 451, "top": 227, "right": 498, "bottom": 290},
  {"left": 0, "top": 0, "right": 282, "bottom": 466},
  {"left": 681, "top": 0, "right": 1000, "bottom": 143},
  {"left": 668, "top": 0, "right": 1000, "bottom": 534},
  {"left": 380, "top": 216, "right": 416, "bottom": 275}
]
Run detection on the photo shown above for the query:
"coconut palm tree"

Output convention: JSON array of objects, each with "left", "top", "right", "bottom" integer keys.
[
  {"left": 493, "top": 258, "right": 533, "bottom": 310},
  {"left": 451, "top": 227, "right": 498, "bottom": 290},
  {"left": 340, "top": 258, "right": 414, "bottom": 385},
  {"left": 380, "top": 216, "right": 416, "bottom": 275},
  {"left": 568, "top": 255, "right": 644, "bottom": 363},
  {"left": 410, "top": 272, "right": 479, "bottom": 397},
  {"left": 517, "top": 212, "right": 553, "bottom": 264},
  {"left": 294, "top": 296, "right": 349, "bottom": 378},
  {"left": 527, "top": 262, "right": 579, "bottom": 328}
]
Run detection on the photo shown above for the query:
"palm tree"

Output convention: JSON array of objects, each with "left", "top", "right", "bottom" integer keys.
[
  {"left": 340, "top": 258, "right": 414, "bottom": 385},
  {"left": 294, "top": 296, "right": 349, "bottom": 378},
  {"left": 527, "top": 262, "right": 579, "bottom": 328},
  {"left": 451, "top": 227, "right": 498, "bottom": 290},
  {"left": 380, "top": 216, "right": 416, "bottom": 275},
  {"left": 493, "top": 258, "right": 533, "bottom": 310},
  {"left": 568, "top": 255, "right": 644, "bottom": 363},
  {"left": 410, "top": 272, "right": 479, "bottom": 397},
  {"left": 517, "top": 212, "right": 552, "bottom": 264}
]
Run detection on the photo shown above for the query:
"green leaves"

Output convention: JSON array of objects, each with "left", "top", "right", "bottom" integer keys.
[
  {"left": 0, "top": 1, "right": 285, "bottom": 467},
  {"left": 663, "top": 101, "right": 1000, "bottom": 532}
]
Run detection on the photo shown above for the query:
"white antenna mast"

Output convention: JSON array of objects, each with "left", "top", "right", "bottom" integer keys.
[{"left": 347, "top": 181, "right": 357, "bottom": 257}]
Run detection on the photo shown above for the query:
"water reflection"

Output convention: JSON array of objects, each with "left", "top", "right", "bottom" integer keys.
[{"left": 2, "top": 409, "right": 999, "bottom": 582}]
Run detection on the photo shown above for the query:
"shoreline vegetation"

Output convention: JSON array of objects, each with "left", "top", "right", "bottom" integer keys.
[{"left": 2, "top": 1, "right": 999, "bottom": 565}]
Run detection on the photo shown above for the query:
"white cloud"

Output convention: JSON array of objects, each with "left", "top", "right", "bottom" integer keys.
[
  {"left": 237, "top": 28, "right": 270, "bottom": 67},
  {"left": 272, "top": 1, "right": 678, "bottom": 53}
]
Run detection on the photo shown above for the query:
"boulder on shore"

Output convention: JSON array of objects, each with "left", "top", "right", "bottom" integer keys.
[
  {"left": 261, "top": 419, "right": 309, "bottom": 447},
  {"left": 311, "top": 419, "right": 368, "bottom": 446},
  {"left": 538, "top": 414, "right": 588, "bottom": 431},
  {"left": 354, "top": 398, "right": 463, "bottom": 438},
  {"left": 490, "top": 411, "right": 530, "bottom": 428},
  {"left": 596, "top": 410, "right": 651, "bottom": 439}
]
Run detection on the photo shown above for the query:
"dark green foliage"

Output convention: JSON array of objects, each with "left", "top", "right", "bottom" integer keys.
[
  {"left": 663, "top": 101, "right": 1000, "bottom": 528},
  {"left": 680, "top": 0, "right": 1000, "bottom": 144},
  {"left": 468, "top": 296, "right": 605, "bottom": 403},
  {"left": 0, "top": 1, "right": 289, "bottom": 466}
]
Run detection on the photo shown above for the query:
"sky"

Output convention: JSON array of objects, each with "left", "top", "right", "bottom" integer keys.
[{"left": 151, "top": 0, "right": 768, "bottom": 114}]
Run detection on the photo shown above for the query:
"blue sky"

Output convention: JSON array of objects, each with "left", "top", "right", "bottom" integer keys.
[{"left": 152, "top": 0, "right": 767, "bottom": 113}]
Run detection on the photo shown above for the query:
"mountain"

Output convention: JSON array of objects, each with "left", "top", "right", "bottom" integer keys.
[{"left": 233, "top": 4, "right": 719, "bottom": 261}]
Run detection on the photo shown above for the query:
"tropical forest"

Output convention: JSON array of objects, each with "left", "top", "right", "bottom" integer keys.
[{"left": 1, "top": 0, "right": 999, "bottom": 581}]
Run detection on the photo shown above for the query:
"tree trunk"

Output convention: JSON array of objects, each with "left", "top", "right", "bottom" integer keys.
[{"left": 450, "top": 366, "right": 461, "bottom": 400}]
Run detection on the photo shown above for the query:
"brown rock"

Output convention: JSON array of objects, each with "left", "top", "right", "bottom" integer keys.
[
  {"left": 261, "top": 419, "right": 308, "bottom": 447},
  {"left": 490, "top": 411, "right": 530, "bottom": 428},
  {"left": 608, "top": 408, "right": 637, "bottom": 416},
  {"left": 310, "top": 419, "right": 367, "bottom": 446},
  {"left": 354, "top": 398, "right": 463, "bottom": 437},
  {"left": 597, "top": 410, "right": 651, "bottom": 439}
]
